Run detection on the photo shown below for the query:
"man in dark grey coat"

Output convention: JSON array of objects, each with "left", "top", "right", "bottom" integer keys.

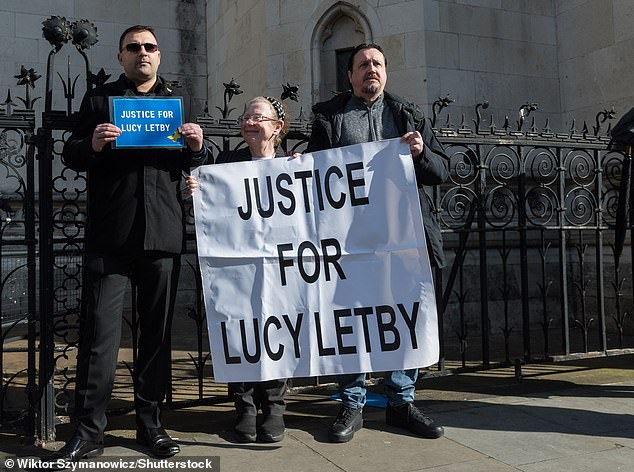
[{"left": 307, "top": 43, "right": 449, "bottom": 443}]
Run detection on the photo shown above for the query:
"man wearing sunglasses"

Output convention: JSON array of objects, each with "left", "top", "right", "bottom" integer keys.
[{"left": 49, "top": 25, "right": 207, "bottom": 467}]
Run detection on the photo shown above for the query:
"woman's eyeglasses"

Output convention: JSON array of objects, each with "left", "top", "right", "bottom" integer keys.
[
  {"left": 124, "top": 43, "right": 159, "bottom": 53},
  {"left": 237, "top": 114, "right": 279, "bottom": 125}
]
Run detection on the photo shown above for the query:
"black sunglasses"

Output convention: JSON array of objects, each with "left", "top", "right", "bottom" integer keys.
[{"left": 123, "top": 42, "right": 159, "bottom": 53}]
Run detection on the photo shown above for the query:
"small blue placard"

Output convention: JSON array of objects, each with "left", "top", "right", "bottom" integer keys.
[{"left": 110, "top": 97, "right": 185, "bottom": 149}]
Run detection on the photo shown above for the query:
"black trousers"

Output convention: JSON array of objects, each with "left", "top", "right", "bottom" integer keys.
[
  {"left": 74, "top": 252, "right": 180, "bottom": 441},
  {"left": 229, "top": 379, "right": 288, "bottom": 417}
]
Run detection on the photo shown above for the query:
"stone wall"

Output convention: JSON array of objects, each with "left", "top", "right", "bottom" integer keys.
[
  {"left": 556, "top": 0, "right": 634, "bottom": 129},
  {"left": 424, "top": 0, "right": 559, "bottom": 128},
  {"left": 205, "top": 0, "right": 634, "bottom": 133},
  {"left": 205, "top": 0, "right": 562, "bottom": 128},
  {"left": 0, "top": 0, "right": 207, "bottom": 121}
]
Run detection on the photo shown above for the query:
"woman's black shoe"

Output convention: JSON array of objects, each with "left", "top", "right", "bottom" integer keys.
[
  {"left": 258, "top": 415, "right": 285, "bottom": 443},
  {"left": 234, "top": 414, "right": 257, "bottom": 443}
]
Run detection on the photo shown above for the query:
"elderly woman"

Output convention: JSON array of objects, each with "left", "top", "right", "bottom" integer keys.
[{"left": 187, "top": 96, "right": 290, "bottom": 443}]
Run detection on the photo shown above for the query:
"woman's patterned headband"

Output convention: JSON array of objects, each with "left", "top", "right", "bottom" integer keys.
[{"left": 265, "top": 96, "right": 285, "bottom": 121}]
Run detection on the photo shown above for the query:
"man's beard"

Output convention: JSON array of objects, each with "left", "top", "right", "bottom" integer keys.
[{"left": 362, "top": 83, "right": 379, "bottom": 95}]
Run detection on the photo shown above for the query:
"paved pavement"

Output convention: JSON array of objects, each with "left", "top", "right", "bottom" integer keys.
[{"left": 1, "top": 355, "right": 633, "bottom": 471}]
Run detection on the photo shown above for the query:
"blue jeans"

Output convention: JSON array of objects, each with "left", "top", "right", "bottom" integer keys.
[{"left": 338, "top": 369, "right": 418, "bottom": 409}]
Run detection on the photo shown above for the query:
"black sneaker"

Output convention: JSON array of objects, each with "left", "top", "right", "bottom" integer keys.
[
  {"left": 234, "top": 414, "right": 257, "bottom": 443},
  {"left": 386, "top": 402, "right": 444, "bottom": 439},
  {"left": 328, "top": 405, "right": 363, "bottom": 443},
  {"left": 258, "top": 414, "right": 285, "bottom": 442}
]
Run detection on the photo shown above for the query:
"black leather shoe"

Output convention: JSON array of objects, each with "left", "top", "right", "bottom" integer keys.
[
  {"left": 46, "top": 436, "right": 103, "bottom": 470},
  {"left": 136, "top": 426, "right": 180, "bottom": 458}
]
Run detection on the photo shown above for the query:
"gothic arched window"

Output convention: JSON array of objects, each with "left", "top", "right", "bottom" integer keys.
[{"left": 311, "top": 3, "right": 372, "bottom": 103}]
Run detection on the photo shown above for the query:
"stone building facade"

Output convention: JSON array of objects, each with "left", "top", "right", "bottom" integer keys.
[
  {"left": 1, "top": 1, "right": 632, "bottom": 130},
  {"left": 206, "top": 0, "right": 634, "bottom": 131}
]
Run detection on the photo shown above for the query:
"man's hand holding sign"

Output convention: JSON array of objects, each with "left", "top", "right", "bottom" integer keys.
[
  {"left": 95, "top": 97, "right": 204, "bottom": 151},
  {"left": 192, "top": 138, "right": 439, "bottom": 383}
]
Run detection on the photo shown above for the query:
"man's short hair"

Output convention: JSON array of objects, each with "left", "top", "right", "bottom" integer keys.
[
  {"left": 118, "top": 25, "right": 157, "bottom": 51},
  {"left": 346, "top": 43, "right": 388, "bottom": 72}
]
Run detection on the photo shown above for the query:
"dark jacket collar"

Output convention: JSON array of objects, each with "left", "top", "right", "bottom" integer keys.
[
  {"left": 114, "top": 73, "right": 173, "bottom": 96},
  {"left": 313, "top": 90, "right": 411, "bottom": 117}
]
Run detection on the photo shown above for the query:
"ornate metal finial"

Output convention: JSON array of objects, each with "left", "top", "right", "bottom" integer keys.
[
  {"left": 2, "top": 90, "right": 17, "bottom": 116},
  {"left": 87, "top": 68, "right": 111, "bottom": 88},
  {"left": 474, "top": 100, "right": 489, "bottom": 131},
  {"left": 543, "top": 117, "right": 552, "bottom": 134},
  {"left": 281, "top": 83, "right": 299, "bottom": 102},
  {"left": 217, "top": 79, "right": 243, "bottom": 119},
  {"left": 15, "top": 65, "right": 41, "bottom": 88},
  {"left": 530, "top": 116, "right": 538, "bottom": 133},
  {"left": 432, "top": 94, "right": 454, "bottom": 127},
  {"left": 42, "top": 16, "right": 72, "bottom": 51},
  {"left": 224, "top": 79, "right": 242, "bottom": 101},
  {"left": 71, "top": 19, "right": 98, "bottom": 50},
  {"left": 488, "top": 115, "right": 497, "bottom": 133},
  {"left": 593, "top": 107, "right": 616, "bottom": 136},
  {"left": 518, "top": 101, "right": 538, "bottom": 131},
  {"left": 569, "top": 119, "right": 577, "bottom": 136},
  {"left": 14, "top": 65, "right": 42, "bottom": 110},
  {"left": 58, "top": 57, "right": 80, "bottom": 116}
]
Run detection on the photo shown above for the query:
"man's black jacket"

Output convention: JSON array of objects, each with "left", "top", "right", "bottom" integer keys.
[{"left": 63, "top": 74, "right": 207, "bottom": 255}]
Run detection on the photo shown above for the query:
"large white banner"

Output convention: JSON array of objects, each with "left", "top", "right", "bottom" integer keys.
[{"left": 192, "top": 138, "right": 439, "bottom": 382}]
